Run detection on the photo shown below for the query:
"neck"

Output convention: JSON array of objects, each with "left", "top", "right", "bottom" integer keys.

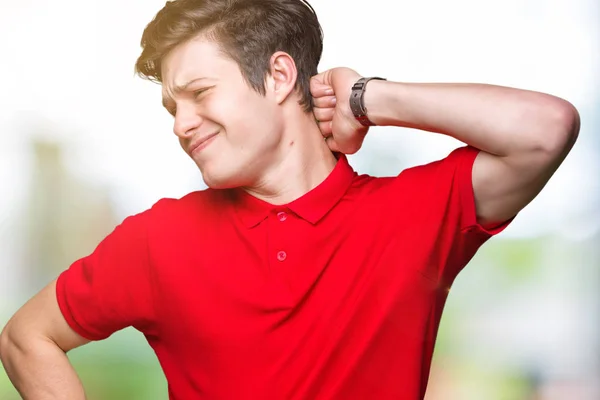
[{"left": 242, "top": 111, "right": 338, "bottom": 205}]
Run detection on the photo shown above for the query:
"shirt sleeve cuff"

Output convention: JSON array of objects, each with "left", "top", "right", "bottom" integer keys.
[
  {"left": 55, "top": 270, "right": 110, "bottom": 341},
  {"left": 457, "top": 146, "right": 514, "bottom": 237}
]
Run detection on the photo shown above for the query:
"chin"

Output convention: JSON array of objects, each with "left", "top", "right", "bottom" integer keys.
[
  {"left": 203, "top": 179, "right": 234, "bottom": 190},
  {"left": 193, "top": 160, "right": 227, "bottom": 189},
  {"left": 196, "top": 157, "right": 253, "bottom": 190},
  {"left": 201, "top": 170, "right": 242, "bottom": 190}
]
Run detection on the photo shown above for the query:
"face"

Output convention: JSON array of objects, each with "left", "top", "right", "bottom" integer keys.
[{"left": 161, "top": 37, "right": 285, "bottom": 189}]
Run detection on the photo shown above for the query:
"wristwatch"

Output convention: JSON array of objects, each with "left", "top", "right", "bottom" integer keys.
[{"left": 349, "top": 77, "right": 387, "bottom": 127}]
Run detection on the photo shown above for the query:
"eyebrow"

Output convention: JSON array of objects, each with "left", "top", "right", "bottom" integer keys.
[{"left": 161, "top": 77, "right": 211, "bottom": 108}]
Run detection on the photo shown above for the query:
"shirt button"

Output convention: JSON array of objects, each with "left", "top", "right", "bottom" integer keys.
[
  {"left": 277, "top": 212, "right": 288, "bottom": 222},
  {"left": 277, "top": 251, "right": 287, "bottom": 262}
]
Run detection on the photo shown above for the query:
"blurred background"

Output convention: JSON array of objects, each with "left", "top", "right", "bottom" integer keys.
[{"left": 0, "top": 0, "right": 598, "bottom": 399}]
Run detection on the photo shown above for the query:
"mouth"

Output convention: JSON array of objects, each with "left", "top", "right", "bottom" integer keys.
[{"left": 189, "top": 131, "right": 219, "bottom": 155}]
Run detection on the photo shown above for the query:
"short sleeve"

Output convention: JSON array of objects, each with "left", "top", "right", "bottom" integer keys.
[
  {"left": 55, "top": 208, "right": 156, "bottom": 341},
  {"left": 394, "top": 146, "right": 513, "bottom": 284}
]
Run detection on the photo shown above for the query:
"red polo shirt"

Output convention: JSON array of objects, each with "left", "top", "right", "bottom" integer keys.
[{"left": 56, "top": 145, "right": 510, "bottom": 400}]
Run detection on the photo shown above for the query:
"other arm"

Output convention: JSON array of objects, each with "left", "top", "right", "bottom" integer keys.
[{"left": 0, "top": 279, "right": 90, "bottom": 400}]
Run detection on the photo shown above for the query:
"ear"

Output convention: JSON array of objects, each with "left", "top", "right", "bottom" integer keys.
[{"left": 266, "top": 51, "right": 298, "bottom": 105}]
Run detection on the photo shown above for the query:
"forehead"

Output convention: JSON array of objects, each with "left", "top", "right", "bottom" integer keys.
[{"left": 161, "top": 37, "right": 240, "bottom": 95}]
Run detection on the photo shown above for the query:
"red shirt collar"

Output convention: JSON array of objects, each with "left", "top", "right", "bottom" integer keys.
[{"left": 229, "top": 154, "right": 356, "bottom": 228}]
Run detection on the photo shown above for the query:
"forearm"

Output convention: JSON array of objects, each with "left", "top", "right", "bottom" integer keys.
[
  {"left": 0, "top": 334, "right": 86, "bottom": 400},
  {"left": 364, "top": 80, "right": 578, "bottom": 157}
]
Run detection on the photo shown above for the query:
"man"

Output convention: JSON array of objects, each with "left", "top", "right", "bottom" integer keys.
[{"left": 0, "top": 0, "right": 579, "bottom": 399}]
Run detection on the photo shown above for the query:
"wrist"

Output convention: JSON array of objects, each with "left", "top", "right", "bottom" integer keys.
[{"left": 363, "top": 80, "right": 403, "bottom": 127}]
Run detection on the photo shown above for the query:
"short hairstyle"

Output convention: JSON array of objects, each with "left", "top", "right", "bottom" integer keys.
[{"left": 135, "top": 0, "right": 323, "bottom": 112}]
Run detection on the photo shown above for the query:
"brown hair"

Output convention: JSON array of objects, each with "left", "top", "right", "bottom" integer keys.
[{"left": 135, "top": 0, "right": 323, "bottom": 112}]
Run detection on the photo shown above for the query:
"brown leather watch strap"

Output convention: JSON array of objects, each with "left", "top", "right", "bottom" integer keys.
[{"left": 349, "top": 77, "right": 387, "bottom": 127}]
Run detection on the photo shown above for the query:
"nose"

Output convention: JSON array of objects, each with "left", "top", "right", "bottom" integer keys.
[{"left": 173, "top": 106, "right": 204, "bottom": 139}]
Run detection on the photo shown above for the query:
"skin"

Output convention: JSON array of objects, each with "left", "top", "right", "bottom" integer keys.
[
  {"left": 0, "top": 33, "right": 579, "bottom": 398},
  {"left": 310, "top": 67, "right": 579, "bottom": 228},
  {"left": 0, "top": 280, "right": 89, "bottom": 399},
  {"left": 160, "top": 36, "right": 338, "bottom": 204}
]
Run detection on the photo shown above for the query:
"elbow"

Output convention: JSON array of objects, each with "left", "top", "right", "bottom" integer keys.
[
  {"left": 0, "top": 321, "right": 23, "bottom": 364},
  {"left": 0, "top": 322, "right": 12, "bottom": 364},
  {"left": 538, "top": 98, "right": 580, "bottom": 157}
]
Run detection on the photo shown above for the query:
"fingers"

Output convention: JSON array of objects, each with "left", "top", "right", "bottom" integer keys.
[
  {"left": 313, "top": 106, "right": 335, "bottom": 123},
  {"left": 325, "top": 135, "right": 340, "bottom": 152},
  {"left": 312, "top": 97, "right": 336, "bottom": 137},
  {"left": 310, "top": 73, "right": 336, "bottom": 141},
  {"left": 312, "top": 95, "right": 337, "bottom": 109},
  {"left": 310, "top": 75, "right": 334, "bottom": 98},
  {"left": 318, "top": 120, "right": 333, "bottom": 136},
  {"left": 314, "top": 105, "right": 334, "bottom": 137}
]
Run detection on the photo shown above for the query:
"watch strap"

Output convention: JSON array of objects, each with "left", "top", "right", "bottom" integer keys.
[{"left": 349, "top": 77, "right": 387, "bottom": 127}]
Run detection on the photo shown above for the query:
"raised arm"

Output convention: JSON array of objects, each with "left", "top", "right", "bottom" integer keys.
[
  {"left": 364, "top": 80, "right": 580, "bottom": 228},
  {"left": 0, "top": 279, "right": 90, "bottom": 399},
  {"left": 310, "top": 68, "right": 580, "bottom": 229}
]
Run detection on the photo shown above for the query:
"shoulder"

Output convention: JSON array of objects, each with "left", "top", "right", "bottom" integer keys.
[
  {"left": 396, "top": 146, "right": 478, "bottom": 185},
  {"left": 148, "top": 188, "right": 229, "bottom": 216},
  {"left": 346, "top": 146, "right": 479, "bottom": 216},
  {"left": 141, "top": 188, "right": 233, "bottom": 232},
  {"left": 349, "top": 146, "right": 477, "bottom": 188}
]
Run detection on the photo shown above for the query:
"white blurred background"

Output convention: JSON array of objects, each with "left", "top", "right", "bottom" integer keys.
[{"left": 1, "top": 0, "right": 598, "bottom": 398}]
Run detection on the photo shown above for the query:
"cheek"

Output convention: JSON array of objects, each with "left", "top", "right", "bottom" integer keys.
[
  {"left": 207, "top": 86, "right": 283, "bottom": 150},
  {"left": 221, "top": 99, "right": 277, "bottom": 135},
  {"left": 208, "top": 91, "right": 253, "bottom": 127}
]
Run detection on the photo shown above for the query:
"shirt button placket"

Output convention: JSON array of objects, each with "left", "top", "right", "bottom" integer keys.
[
  {"left": 277, "top": 211, "right": 288, "bottom": 222},
  {"left": 275, "top": 210, "right": 288, "bottom": 262},
  {"left": 277, "top": 251, "right": 287, "bottom": 262}
]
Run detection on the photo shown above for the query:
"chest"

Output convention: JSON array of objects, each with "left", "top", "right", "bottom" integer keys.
[{"left": 151, "top": 206, "right": 442, "bottom": 347}]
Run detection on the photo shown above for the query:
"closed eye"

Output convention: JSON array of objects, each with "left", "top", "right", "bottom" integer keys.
[
  {"left": 193, "top": 89, "right": 208, "bottom": 98},
  {"left": 193, "top": 85, "right": 215, "bottom": 100}
]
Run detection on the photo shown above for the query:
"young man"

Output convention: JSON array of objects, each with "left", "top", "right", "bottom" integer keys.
[{"left": 0, "top": 0, "right": 579, "bottom": 399}]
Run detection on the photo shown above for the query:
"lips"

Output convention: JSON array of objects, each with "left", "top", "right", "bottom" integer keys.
[{"left": 189, "top": 131, "right": 219, "bottom": 154}]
